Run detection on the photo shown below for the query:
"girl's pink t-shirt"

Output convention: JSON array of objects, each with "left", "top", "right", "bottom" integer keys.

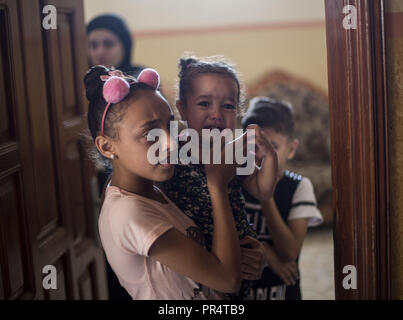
[{"left": 98, "top": 185, "right": 222, "bottom": 300}]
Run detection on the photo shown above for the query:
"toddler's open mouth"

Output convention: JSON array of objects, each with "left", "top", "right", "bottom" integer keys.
[
  {"left": 159, "top": 163, "right": 173, "bottom": 168},
  {"left": 202, "top": 125, "right": 224, "bottom": 131}
]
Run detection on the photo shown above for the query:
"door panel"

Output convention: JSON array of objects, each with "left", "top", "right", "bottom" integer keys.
[
  {"left": 0, "top": 0, "right": 37, "bottom": 300},
  {"left": 41, "top": 0, "right": 107, "bottom": 299}
]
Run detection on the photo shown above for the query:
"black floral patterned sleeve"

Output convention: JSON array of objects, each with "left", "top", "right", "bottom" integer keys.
[{"left": 162, "top": 163, "right": 257, "bottom": 300}]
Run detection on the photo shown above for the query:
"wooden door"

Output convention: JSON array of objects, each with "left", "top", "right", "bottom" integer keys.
[{"left": 0, "top": 0, "right": 107, "bottom": 299}]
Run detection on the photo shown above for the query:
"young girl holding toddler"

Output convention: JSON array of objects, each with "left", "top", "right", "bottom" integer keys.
[{"left": 85, "top": 65, "right": 243, "bottom": 299}]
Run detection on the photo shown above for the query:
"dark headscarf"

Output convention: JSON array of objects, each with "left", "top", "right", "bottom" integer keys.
[{"left": 87, "top": 14, "right": 143, "bottom": 75}]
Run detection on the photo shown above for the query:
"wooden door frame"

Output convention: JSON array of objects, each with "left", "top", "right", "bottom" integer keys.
[{"left": 325, "top": 0, "right": 390, "bottom": 299}]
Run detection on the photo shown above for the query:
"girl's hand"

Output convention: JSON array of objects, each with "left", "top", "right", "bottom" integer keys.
[
  {"left": 204, "top": 137, "right": 236, "bottom": 188},
  {"left": 262, "top": 242, "right": 299, "bottom": 286},
  {"left": 241, "top": 124, "right": 279, "bottom": 200},
  {"left": 239, "top": 236, "right": 267, "bottom": 280},
  {"left": 247, "top": 124, "right": 276, "bottom": 163}
]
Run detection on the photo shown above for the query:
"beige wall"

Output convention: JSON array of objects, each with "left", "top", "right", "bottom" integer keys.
[
  {"left": 84, "top": 0, "right": 326, "bottom": 31},
  {"left": 83, "top": 0, "right": 328, "bottom": 103},
  {"left": 386, "top": 0, "right": 403, "bottom": 300},
  {"left": 133, "top": 27, "right": 328, "bottom": 102}
]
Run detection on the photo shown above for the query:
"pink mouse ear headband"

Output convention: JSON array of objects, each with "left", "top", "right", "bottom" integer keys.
[{"left": 100, "top": 68, "right": 160, "bottom": 136}]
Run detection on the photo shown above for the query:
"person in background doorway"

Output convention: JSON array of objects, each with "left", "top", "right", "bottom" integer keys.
[{"left": 87, "top": 14, "right": 144, "bottom": 76}]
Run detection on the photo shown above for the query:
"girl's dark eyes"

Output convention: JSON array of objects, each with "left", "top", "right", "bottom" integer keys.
[
  {"left": 223, "top": 104, "right": 235, "bottom": 110},
  {"left": 141, "top": 129, "right": 155, "bottom": 140},
  {"left": 142, "top": 130, "right": 155, "bottom": 139},
  {"left": 197, "top": 101, "right": 235, "bottom": 110},
  {"left": 143, "top": 128, "right": 167, "bottom": 140},
  {"left": 198, "top": 101, "right": 210, "bottom": 107}
]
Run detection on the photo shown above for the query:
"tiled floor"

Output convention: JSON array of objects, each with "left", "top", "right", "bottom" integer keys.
[{"left": 299, "top": 227, "right": 335, "bottom": 300}]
